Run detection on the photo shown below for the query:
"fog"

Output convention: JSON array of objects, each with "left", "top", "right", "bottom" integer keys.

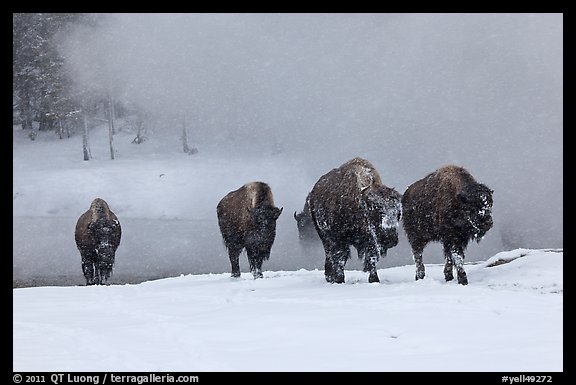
[{"left": 16, "top": 13, "right": 562, "bottom": 285}]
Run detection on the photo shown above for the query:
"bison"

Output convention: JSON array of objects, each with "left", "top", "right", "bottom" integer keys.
[
  {"left": 293, "top": 193, "right": 320, "bottom": 245},
  {"left": 217, "top": 181, "right": 283, "bottom": 279},
  {"left": 75, "top": 198, "right": 122, "bottom": 285},
  {"left": 401, "top": 165, "right": 494, "bottom": 285},
  {"left": 308, "top": 157, "right": 402, "bottom": 283}
]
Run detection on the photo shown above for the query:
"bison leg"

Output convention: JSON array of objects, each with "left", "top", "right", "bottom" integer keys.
[
  {"left": 81, "top": 256, "right": 95, "bottom": 285},
  {"left": 453, "top": 253, "right": 468, "bottom": 285},
  {"left": 361, "top": 250, "right": 380, "bottom": 283},
  {"left": 324, "top": 257, "right": 335, "bottom": 283},
  {"left": 252, "top": 262, "right": 264, "bottom": 279},
  {"left": 97, "top": 262, "right": 113, "bottom": 285},
  {"left": 321, "top": 240, "right": 337, "bottom": 283},
  {"left": 93, "top": 263, "right": 103, "bottom": 285},
  {"left": 442, "top": 246, "right": 455, "bottom": 282},
  {"left": 330, "top": 246, "right": 350, "bottom": 284},
  {"left": 447, "top": 244, "right": 468, "bottom": 285},
  {"left": 412, "top": 248, "right": 426, "bottom": 281},
  {"left": 228, "top": 247, "right": 242, "bottom": 278},
  {"left": 246, "top": 247, "right": 264, "bottom": 279},
  {"left": 364, "top": 257, "right": 380, "bottom": 283},
  {"left": 249, "top": 259, "right": 264, "bottom": 279}
]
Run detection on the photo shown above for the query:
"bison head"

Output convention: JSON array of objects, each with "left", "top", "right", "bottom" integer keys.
[
  {"left": 294, "top": 209, "right": 317, "bottom": 243},
  {"left": 361, "top": 186, "right": 402, "bottom": 251},
  {"left": 458, "top": 183, "right": 494, "bottom": 242}
]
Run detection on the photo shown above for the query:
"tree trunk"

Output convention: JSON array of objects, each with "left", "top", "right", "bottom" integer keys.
[
  {"left": 108, "top": 96, "right": 115, "bottom": 160},
  {"left": 108, "top": 94, "right": 116, "bottom": 134},
  {"left": 181, "top": 113, "right": 197, "bottom": 155},
  {"left": 38, "top": 90, "right": 53, "bottom": 132},
  {"left": 181, "top": 113, "right": 191, "bottom": 154},
  {"left": 17, "top": 80, "right": 34, "bottom": 131},
  {"left": 82, "top": 109, "right": 90, "bottom": 161}
]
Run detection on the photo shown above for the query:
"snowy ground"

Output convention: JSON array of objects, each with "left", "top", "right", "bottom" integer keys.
[{"left": 13, "top": 248, "right": 562, "bottom": 372}]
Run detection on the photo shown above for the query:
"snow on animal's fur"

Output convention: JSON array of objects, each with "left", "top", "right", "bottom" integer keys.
[
  {"left": 217, "top": 182, "right": 283, "bottom": 279},
  {"left": 401, "top": 165, "right": 493, "bottom": 285},
  {"left": 75, "top": 198, "right": 122, "bottom": 286},
  {"left": 308, "top": 157, "right": 402, "bottom": 284}
]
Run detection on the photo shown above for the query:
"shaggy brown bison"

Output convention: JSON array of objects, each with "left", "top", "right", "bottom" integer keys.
[
  {"left": 217, "top": 181, "right": 283, "bottom": 279},
  {"left": 294, "top": 193, "right": 320, "bottom": 244},
  {"left": 75, "top": 198, "right": 122, "bottom": 285},
  {"left": 401, "top": 165, "right": 493, "bottom": 285},
  {"left": 308, "top": 157, "right": 402, "bottom": 283}
]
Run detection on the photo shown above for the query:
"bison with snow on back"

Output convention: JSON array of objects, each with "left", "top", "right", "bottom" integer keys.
[
  {"left": 217, "top": 182, "right": 283, "bottom": 279},
  {"left": 401, "top": 165, "right": 493, "bottom": 285},
  {"left": 75, "top": 198, "right": 122, "bottom": 285},
  {"left": 309, "top": 157, "right": 402, "bottom": 283}
]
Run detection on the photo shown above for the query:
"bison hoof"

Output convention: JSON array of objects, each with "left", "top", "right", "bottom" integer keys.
[
  {"left": 368, "top": 272, "right": 380, "bottom": 283},
  {"left": 253, "top": 272, "right": 264, "bottom": 279},
  {"left": 445, "top": 272, "right": 454, "bottom": 282},
  {"left": 415, "top": 271, "right": 425, "bottom": 281},
  {"left": 231, "top": 272, "right": 241, "bottom": 278},
  {"left": 457, "top": 273, "right": 468, "bottom": 285},
  {"left": 334, "top": 273, "right": 345, "bottom": 284}
]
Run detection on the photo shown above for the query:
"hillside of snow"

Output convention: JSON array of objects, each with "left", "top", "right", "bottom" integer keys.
[{"left": 13, "top": 248, "right": 562, "bottom": 372}]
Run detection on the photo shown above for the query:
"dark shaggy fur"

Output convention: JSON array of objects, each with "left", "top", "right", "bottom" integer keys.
[
  {"left": 401, "top": 165, "right": 494, "bottom": 285},
  {"left": 294, "top": 193, "right": 320, "bottom": 245},
  {"left": 75, "top": 198, "right": 122, "bottom": 285},
  {"left": 217, "top": 182, "right": 283, "bottom": 279},
  {"left": 308, "top": 157, "right": 402, "bottom": 283}
]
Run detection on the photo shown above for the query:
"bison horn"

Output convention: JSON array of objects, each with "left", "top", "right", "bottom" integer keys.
[{"left": 273, "top": 207, "right": 283, "bottom": 220}]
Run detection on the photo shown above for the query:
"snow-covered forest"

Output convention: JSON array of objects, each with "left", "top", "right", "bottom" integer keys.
[{"left": 13, "top": 13, "right": 562, "bottom": 372}]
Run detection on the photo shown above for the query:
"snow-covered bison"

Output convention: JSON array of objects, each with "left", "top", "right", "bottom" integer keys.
[
  {"left": 75, "top": 198, "right": 122, "bottom": 285},
  {"left": 309, "top": 157, "right": 402, "bottom": 283},
  {"left": 294, "top": 193, "right": 320, "bottom": 245},
  {"left": 217, "top": 182, "right": 283, "bottom": 279},
  {"left": 401, "top": 165, "right": 493, "bottom": 285}
]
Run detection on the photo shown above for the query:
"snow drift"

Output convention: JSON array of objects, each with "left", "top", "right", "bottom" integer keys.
[{"left": 13, "top": 248, "right": 562, "bottom": 372}]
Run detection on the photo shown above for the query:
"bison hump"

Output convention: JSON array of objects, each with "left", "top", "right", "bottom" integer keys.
[{"left": 339, "top": 157, "right": 383, "bottom": 191}]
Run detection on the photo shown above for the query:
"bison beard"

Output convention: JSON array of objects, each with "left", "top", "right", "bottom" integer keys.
[
  {"left": 401, "top": 165, "right": 494, "bottom": 285},
  {"left": 75, "top": 198, "right": 121, "bottom": 285},
  {"left": 217, "top": 182, "right": 283, "bottom": 279},
  {"left": 308, "top": 158, "right": 402, "bottom": 284}
]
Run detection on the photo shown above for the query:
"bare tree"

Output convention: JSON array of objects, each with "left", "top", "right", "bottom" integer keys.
[
  {"left": 82, "top": 107, "right": 91, "bottom": 161},
  {"left": 108, "top": 93, "right": 115, "bottom": 160},
  {"left": 181, "top": 112, "right": 198, "bottom": 155}
]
